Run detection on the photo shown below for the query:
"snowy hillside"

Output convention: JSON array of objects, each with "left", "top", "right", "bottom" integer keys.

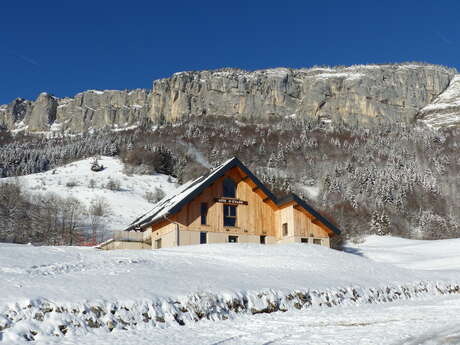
[
  {"left": 2, "top": 240, "right": 460, "bottom": 342},
  {"left": 1, "top": 156, "right": 178, "bottom": 236}
]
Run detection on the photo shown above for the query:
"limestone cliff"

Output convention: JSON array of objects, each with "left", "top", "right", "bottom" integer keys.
[
  {"left": 150, "top": 64, "right": 455, "bottom": 123},
  {"left": 0, "top": 63, "right": 457, "bottom": 133}
]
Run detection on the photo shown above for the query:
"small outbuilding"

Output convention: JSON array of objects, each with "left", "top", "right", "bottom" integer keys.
[{"left": 100, "top": 157, "right": 340, "bottom": 250}]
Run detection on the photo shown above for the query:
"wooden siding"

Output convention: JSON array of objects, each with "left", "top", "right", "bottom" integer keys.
[
  {"left": 170, "top": 167, "right": 276, "bottom": 237},
  {"left": 292, "top": 207, "right": 329, "bottom": 238},
  {"left": 276, "top": 206, "right": 292, "bottom": 239},
  {"left": 146, "top": 166, "right": 334, "bottom": 247}
]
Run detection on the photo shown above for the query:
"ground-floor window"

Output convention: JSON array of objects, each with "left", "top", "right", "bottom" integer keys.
[
  {"left": 313, "top": 238, "right": 322, "bottom": 245},
  {"left": 282, "top": 223, "right": 288, "bottom": 236},
  {"left": 228, "top": 235, "right": 238, "bottom": 243},
  {"left": 260, "top": 235, "right": 266, "bottom": 244},
  {"left": 301, "top": 238, "right": 308, "bottom": 243},
  {"left": 155, "top": 238, "right": 162, "bottom": 249},
  {"left": 200, "top": 231, "right": 207, "bottom": 244}
]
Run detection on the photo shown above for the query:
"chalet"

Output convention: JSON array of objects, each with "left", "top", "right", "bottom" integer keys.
[{"left": 99, "top": 157, "right": 341, "bottom": 250}]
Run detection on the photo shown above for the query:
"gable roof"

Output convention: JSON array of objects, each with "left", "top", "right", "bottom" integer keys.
[{"left": 125, "top": 157, "right": 341, "bottom": 235}]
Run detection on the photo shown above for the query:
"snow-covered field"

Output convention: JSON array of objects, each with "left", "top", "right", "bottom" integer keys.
[
  {"left": 2, "top": 237, "right": 460, "bottom": 343},
  {"left": 1, "top": 156, "right": 178, "bottom": 235},
  {"left": 345, "top": 235, "right": 460, "bottom": 270}
]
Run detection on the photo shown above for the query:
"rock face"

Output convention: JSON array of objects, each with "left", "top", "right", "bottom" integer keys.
[
  {"left": 150, "top": 64, "right": 455, "bottom": 123},
  {"left": 0, "top": 63, "right": 457, "bottom": 133},
  {"left": 28, "top": 93, "right": 58, "bottom": 131},
  {"left": 0, "top": 98, "right": 33, "bottom": 130},
  {"left": 1, "top": 89, "right": 150, "bottom": 133},
  {"left": 54, "top": 89, "right": 150, "bottom": 132}
]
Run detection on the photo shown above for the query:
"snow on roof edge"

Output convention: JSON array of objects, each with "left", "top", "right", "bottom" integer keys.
[{"left": 125, "top": 157, "right": 237, "bottom": 231}]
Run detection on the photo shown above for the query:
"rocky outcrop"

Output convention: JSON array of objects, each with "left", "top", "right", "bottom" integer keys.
[
  {"left": 1, "top": 89, "right": 150, "bottom": 133},
  {"left": 54, "top": 89, "right": 150, "bottom": 132},
  {"left": 28, "top": 93, "right": 58, "bottom": 131},
  {"left": 0, "top": 98, "right": 33, "bottom": 130},
  {"left": 0, "top": 63, "right": 457, "bottom": 133},
  {"left": 418, "top": 74, "right": 460, "bottom": 128}
]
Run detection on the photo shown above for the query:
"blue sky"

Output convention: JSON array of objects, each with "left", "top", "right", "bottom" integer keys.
[{"left": 1, "top": 0, "right": 459, "bottom": 103}]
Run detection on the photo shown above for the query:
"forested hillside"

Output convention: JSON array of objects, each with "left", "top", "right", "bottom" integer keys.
[{"left": 1, "top": 113, "right": 459, "bottom": 245}]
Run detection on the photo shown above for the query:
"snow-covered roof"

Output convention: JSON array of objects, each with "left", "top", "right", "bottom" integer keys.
[{"left": 125, "top": 157, "right": 341, "bottom": 235}]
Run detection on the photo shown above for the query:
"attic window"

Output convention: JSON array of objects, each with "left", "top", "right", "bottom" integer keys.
[
  {"left": 200, "top": 203, "right": 208, "bottom": 225},
  {"left": 223, "top": 178, "right": 236, "bottom": 198}
]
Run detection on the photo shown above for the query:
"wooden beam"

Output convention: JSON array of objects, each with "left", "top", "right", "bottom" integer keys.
[
  {"left": 263, "top": 197, "right": 271, "bottom": 203},
  {"left": 252, "top": 186, "right": 260, "bottom": 192},
  {"left": 241, "top": 175, "right": 250, "bottom": 181},
  {"left": 234, "top": 167, "right": 247, "bottom": 181}
]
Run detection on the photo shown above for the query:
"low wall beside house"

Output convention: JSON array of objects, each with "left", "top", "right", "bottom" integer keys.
[{"left": 98, "top": 239, "right": 151, "bottom": 250}]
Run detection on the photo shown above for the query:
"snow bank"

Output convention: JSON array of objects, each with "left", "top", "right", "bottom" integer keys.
[
  {"left": 1, "top": 241, "right": 460, "bottom": 341},
  {"left": 2, "top": 280, "right": 460, "bottom": 342}
]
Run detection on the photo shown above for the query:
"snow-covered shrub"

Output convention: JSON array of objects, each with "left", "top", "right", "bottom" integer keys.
[
  {"left": 88, "top": 197, "right": 111, "bottom": 243},
  {"left": 145, "top": 187, "right": 165, "bottom": 203},
  {"left": 88, "top": 178, "right": 96, "bottom": 189},
  {"left": 66, "top": 180, "right": 78, "bottom": 188},
  {"left": 105, "top": 178, "right": 121, "bottom": 191}
]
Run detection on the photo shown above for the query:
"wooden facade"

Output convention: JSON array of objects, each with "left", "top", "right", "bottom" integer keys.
[{"left": 102, "top": 157, "right": 340, "bottom": 250}]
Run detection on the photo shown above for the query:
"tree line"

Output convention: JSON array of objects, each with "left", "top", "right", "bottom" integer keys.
[{"left": 0, "top": 180, "right": 110, "bottom": 245}]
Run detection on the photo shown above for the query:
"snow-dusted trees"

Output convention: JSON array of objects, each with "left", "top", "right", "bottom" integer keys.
[
  {"left": 0, "top": 180, "right": 29, "bottom": 243},
  {"left": 1, "top": 114, "right": 460, "bottom": 244},
  {"left": 0, "top": 184, "right": 85, "bottom": 245},
  {"left": 370, "top": 211, "right": 391, "bottom": 236},
  {"left": 88, "top": 197, "right": 111, "bottom": 244}
]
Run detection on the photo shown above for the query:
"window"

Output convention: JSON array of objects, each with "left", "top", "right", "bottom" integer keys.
[
  {"left": 282, "top": 223, "right": 288, "bottom": 236},
  {"left": 223, "top": 204, "right": 237, "bottom": 227},
  {"left": 313, "top": 239, "right": 322, "bottom": 245},
  {"left": 200, "top": 203, "right": 208, "bottom": 225},
  {"left": 260, "top": 235, "right": 266, "bottom": 244},
  {"left": 223, "top": 178, "right": 236, "bottom": 198},
  {"left": 301, "top": 238, "right": 308, "bottom": 243},
  {"left": 200, "top": 231, "right": 207, "bottom": 244},
  {"left": 155, "top": 238, "right": 162, "bottom": 249},
  {"left": 228, "top": 235, "right": 238, "bottom": 243}
]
